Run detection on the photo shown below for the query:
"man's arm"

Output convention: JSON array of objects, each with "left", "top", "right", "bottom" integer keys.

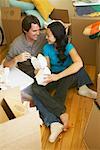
[
  {"left": 4, "top": 52, "right": 31, "bottom": 68},
  {"left": 4, "top": 57, "right": 18, "bottom": 68}
]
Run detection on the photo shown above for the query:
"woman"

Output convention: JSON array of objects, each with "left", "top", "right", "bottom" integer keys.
[{"left": 32, "top": 21, "right": 97, "bottom": 139}]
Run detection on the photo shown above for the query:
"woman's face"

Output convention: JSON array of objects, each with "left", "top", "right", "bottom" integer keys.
[{"left": 46, "top": 28, "right": 56, "bottom": 44}]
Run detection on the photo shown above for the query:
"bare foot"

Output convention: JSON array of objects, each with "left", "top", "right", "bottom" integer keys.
[{"left": 60, "top": 113, "right": 69, "bottom": 131}]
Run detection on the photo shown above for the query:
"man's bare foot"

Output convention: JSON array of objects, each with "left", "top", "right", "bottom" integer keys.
[{"left": 60, "top": 113, "right": 69, "bottom": 131}]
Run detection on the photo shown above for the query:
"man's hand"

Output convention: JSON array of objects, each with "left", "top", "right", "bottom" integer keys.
[{"left": 15, "top": 52, "right": 31, "bottom": 63}]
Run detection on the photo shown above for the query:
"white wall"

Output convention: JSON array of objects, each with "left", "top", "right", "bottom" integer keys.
[{"left": 49, "top": 0, "right": 75, "bottom": 17}]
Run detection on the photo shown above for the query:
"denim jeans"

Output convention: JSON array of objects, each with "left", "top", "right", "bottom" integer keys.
[
  {"left": 32, "top": 67, "right": 92, "bottom": 117},
  {"left": 23, "top": 85, "right": 60, "bottom": 127}
]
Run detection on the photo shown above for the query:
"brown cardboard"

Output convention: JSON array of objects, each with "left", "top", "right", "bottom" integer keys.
[
  {"left": 0, "top": 105, "right": 9, "bottom": 123},
  {"left": 1, "top": 95, "right": 27, "bottom": 118},
  {"left": 84, "top": 74, "right": 100, "bottom": 150},
  {"left": 96, "top": 73, "right": 100, "bottom": 107},
  {"left": 1, "top": 98, "right": 16, "bottom": 120},
  {"left": 1, "top": 7, "right": 22, "bottom": 45},
  {"left": 84, "top": 102, "right": 100, "bottom": 150},
  {"left": 96, "top": 38, "right": 100, "bottom": 76},
  {"left": 0, "top": 87, "right": 41, "bottom": 150},
  {"left": 50, "top": 9, "right": 69, "bottom": 23},
  {"left": 71, "top": 16, "right": 100, "bottom": 65}
]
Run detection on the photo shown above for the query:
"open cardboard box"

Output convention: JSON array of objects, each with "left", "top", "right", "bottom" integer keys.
[{"left": 0, "top": 87, "right": 41, "bottom": 150}]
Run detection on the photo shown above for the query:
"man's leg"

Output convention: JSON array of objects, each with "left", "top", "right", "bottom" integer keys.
[
  {"left": 32, "top": 82, "right": 66, "bottom": 117},
  {"left": 23, "top": 84, "right": 61, "bottom": 126},
  {"left": 23, "top": 85, "right": 65, "bottom": 142}
]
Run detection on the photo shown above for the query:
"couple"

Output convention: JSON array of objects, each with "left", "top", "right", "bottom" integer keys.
[{"left": 4, "top": 15, "right": 97, "bottom": 143}]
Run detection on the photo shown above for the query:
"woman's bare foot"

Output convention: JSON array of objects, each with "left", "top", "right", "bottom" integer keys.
[{"left": 60, "top": 113, "right": 69, "bottom": 131}]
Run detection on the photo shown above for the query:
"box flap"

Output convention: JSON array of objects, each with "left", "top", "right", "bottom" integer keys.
[
  {"left": 0, "top": 87, "right": 26, "bottom": 118},
  {"left": 0, "top": 105, "right": 9, "bottom": 123},
  {"left": 1, "top": 97, "right": 27, "bottom": 118},
  {"left": 0, "top": 87, "right": 21, "bottom": 104},
  {"left": 0, "top": 112, "right": 41, "bottom": 150}
]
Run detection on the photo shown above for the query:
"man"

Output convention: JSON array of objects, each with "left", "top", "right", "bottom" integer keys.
[
  {"left": 4, "top": 15, "right": 67, "bottom": 143},
  {"left": 4, "top": 15, "right": 46, "bottom": 77}
]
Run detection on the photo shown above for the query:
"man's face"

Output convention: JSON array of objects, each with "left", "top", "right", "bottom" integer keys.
[{"left": 26, "top": 23, "right": 40, "bottom": 41}]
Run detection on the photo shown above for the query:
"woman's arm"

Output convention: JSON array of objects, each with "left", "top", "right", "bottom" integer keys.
[
  {"left": 44, "top": 48, "right": 83, "bottom": 83},
  {"left": 58, "top": 48, "right": 83, "bottom": 80}
]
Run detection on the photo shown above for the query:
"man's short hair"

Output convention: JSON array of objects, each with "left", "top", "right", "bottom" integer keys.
[{"left": 22, "top": 15, "right": 41, "bottom": 33}]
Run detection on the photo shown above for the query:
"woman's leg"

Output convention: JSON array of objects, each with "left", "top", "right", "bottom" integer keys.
[
  {"left": 74, "top": 67, "right": 97, "bottom": 99},
  {"left": 78, "top": 85, "right": 97, "bottom": 99}
]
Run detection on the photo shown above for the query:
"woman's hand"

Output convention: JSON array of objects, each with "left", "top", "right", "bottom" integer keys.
[{"left": 44, "top": 73, "right": 59, "bottom": 84}]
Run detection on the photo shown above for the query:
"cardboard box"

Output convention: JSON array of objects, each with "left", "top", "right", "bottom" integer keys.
[
  {"left": 50, "top": 9, "right": 69, "bottom": 23},
  {"left": 84, "top": 74, "right": 100, "bottom": 150},
  {"left": 1, "top": 7, "right": 22, "bottom": 45},
  {"left": 71, "top": 16, "right": 100, "bottom": 65},
  {"left": 96, "top": 38, "right": 100, "bottom": 77},
  {"left": 84, "top": 102, "right": 100, "bottom": 150},
  {"left": 0, "top": 87, "right": 41, "bottom": 150}
]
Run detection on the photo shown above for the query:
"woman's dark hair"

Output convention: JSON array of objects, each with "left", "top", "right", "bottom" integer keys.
[
  {"left": 47, "top": 21, "right": 68, "bottom": 63},
  {"left": 22, "top": 15, "right": 41, "bottom": 33}
]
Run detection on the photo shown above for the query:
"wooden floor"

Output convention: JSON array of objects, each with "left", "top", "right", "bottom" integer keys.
[
  {"left": 0, "top": 46, "right": 96, "bottom": 150},
  {"left": 41, "top": 65, "right": 96, "bottom": 150}
]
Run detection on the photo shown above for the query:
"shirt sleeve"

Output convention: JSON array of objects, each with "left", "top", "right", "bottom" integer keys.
[
  {"left": 6, "top": 43, "right": 19, "bottom": 61},
  {"left": 42, "top": 44, "right": 50, "bottom": 56},
  {"left": 6, "top": 43, "right": 18, "bottom": 61},
  {"left": 65, "top": 43, "right": 74, "bottom": 55}
]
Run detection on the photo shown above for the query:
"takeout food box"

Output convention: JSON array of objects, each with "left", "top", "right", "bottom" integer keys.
[{"left": 0, "top": 87, "right": 41, "bottom": 150}]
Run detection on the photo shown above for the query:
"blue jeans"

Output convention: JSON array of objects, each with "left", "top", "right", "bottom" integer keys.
[
  {"left": 32, "top": 67, "right": 93, "bottom": 117},
  {"left": 23, "top": 85, "right": 60, "bottom": 127}
]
